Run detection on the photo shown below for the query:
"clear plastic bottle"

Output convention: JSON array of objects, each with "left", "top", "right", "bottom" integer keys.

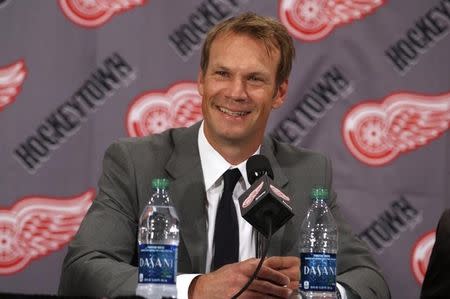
[
  {"left": 299, "top": 187, "right": 338, "bottom": 299},
  {"left": 136, "top": 178, "right": 179, "bottom": 299}
]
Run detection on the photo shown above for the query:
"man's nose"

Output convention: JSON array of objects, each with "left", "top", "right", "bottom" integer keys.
[{"left": 226, "top": 78, "right": 247, "bottom": 100}]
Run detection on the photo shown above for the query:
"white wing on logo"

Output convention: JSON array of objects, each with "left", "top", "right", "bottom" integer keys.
[
  {"left": 342, "top": 92, "right": 450, "bottom": 166},
  {"left": 0, "top": 60, "right": 27, "bottom": 111},
  {"left": 0, "top": 189, "right": 95, "bottom": 274},
  {"left": 324, "top": 0, "right": 384, "bottom": 25},
  {"left": 98, "top": 0, "right": 146, "bottom": 12},
  {"left": 386, "top": 94, "right": 450, "bottom": 152}
]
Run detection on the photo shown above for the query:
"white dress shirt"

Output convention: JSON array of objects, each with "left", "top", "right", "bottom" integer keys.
[
  {"left": 176, "top": 122, "right": 348, "bottom": 299},
  {"left": 176, "top": 122, "right": 258, "bottom": 298}
]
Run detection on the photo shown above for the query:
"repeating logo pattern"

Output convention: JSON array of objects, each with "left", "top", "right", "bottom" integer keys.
[
  {"left": 0, "top": 60, "right": 27, "bottom": 111},
  {"left": 0, "top": 190, "right": 95, "bottom": 274},
  {"left": 411, "top": 230, "right": 435, "bottom": 285},
  {"left": 342, "top": 92, "right": 450, "bottom": 166},
  {"left": 126, "top": 82, "right": 203, "bottom": 137},
  {"left": 279, "top": 0, "right": 385, "bottom": 41},
  {"left": 58, "top": 0, "right": 147, "bottom": 28}
]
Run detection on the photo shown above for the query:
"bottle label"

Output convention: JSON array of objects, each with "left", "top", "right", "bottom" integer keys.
[
  {"left": 299, "top": 252, "right": 336, "bottom": 292},
  {"left": 138, "top": 244, "right": 178, "bottom": 284}
]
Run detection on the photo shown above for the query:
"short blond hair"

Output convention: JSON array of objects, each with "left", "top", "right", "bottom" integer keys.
[{"left": 200, "top": 12, "right": 295, "bottom": 88}]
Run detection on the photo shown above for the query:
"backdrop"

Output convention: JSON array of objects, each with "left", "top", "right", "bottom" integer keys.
[{"left": 0, "top": 1, "right": 449, "bottom": 298}]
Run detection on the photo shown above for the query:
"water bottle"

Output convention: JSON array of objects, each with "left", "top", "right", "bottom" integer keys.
[
  {"left": 136, "top": 178, "right": 179, "bottom": 299},
  {"left": 299, "top": 187, "right": 338, "bottom": 299}
]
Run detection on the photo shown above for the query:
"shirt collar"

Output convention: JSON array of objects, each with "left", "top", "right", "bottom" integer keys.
[{"left": 198, "top": 121, "right": 260, "bottom": 191}]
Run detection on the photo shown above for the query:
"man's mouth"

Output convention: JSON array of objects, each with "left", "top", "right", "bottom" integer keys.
[{"left": 217, "top": 106, "right": 251, "bottom": 117}]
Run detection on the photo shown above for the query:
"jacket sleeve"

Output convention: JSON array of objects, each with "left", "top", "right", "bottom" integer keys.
[
  {"left": 58, "top": 141, "right": 140, "bottom": 297},
  {"left": 325, "top": 157, "right": 391, "bottom": 299}
]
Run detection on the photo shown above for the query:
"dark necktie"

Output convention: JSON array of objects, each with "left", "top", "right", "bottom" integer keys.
[{"left": 212, "top": 168, "right": 242, "bottom": 270}]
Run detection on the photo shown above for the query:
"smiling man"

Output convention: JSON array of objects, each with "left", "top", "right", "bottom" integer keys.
[
  {"left": 59, "top": 12, "right": 390, "bottom": 299},
  {"left": 199, "top": 31, "right": 287, "bottom": 165}
]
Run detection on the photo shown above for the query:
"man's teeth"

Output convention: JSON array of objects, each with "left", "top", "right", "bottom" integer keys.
[{"left": 218, "top": 106, "right": 249, "bottom": 116}]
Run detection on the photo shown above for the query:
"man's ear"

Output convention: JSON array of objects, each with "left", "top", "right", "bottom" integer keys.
[
  {"left": 272, "top": 79, "right": 288, "bottom": 109},
  {"left": 197, "top": 70, "right": 204, "bottom": 96}
]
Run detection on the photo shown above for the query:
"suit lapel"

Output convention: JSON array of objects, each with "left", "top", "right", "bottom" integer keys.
[
  {"left": 261, "top": 137, "right": 288, "bottom": 188},
  {"left": 261, "top": 137, "right": 291, "bottom": 256},
  {"left": 165, "top": 123, "right": 207, "bottom": 273}
]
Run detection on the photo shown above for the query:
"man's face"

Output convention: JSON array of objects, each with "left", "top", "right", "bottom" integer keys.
[{"left": 198, "top": 33, "right": 288, "bottom": 150}]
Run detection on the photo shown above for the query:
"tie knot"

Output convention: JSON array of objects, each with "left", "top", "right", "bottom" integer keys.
[{"left": 223, "top": 168, "right": 241, "bottom": 194}]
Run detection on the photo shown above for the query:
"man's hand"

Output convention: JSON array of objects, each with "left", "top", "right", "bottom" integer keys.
[
  {"left": 263, "top": 256, "right": 300, "bottom": 291},
  {"left": 188, "top": 256, "right": 300, "bottom": 299}
]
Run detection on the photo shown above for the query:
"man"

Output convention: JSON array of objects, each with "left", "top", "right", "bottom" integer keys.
[
  {"left": 59, "top": 13, "right": 390, "bottom": 299},
  {"left": 421, "top": 209, "right": 450, "bottom": 298}
]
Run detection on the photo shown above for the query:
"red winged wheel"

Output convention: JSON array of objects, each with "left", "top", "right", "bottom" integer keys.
[{"left": 0, "top": 190, "right": 95, "bottom": 274}]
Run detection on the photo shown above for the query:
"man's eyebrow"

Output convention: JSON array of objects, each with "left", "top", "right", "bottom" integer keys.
[
  {"left": 209, "top": 64, "right": 271, "bottom": 79},
  {"left": 210, "top": 64, "right": 229, "bottom": 70},
  {"left": 248, "top": 71, "right": 269, "bottom": 76}
]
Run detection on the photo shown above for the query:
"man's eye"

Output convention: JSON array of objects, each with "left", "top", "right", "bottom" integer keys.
[
  {"left": 215, "top": 71, "right": 228, "bottom": 77},
  {"left": 249, "top": 76, "right": 262, "bottom": 82}
]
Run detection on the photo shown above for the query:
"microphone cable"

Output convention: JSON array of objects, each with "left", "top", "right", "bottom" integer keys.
[{"left": 231, "top": 215, "right": 273, "bottom": 299}]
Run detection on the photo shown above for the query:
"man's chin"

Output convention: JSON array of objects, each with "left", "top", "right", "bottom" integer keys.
[
  {"left": 204, "top": 122, "right": 260, "bottom": 144},
  {"left": 218, "top": 130, "right": 256, "bottom": 146}
]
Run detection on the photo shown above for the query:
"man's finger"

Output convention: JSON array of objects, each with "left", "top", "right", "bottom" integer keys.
[
  {"left": 279, "top": 266, "right": 300, "bottom": 281},
  {"left": 286, "top": 280, "right": 299, "bottom": 291},
  {"left": 247, "top": 278, "right": 293, "bottom": 298},
  {"left": 254, "top": 265, "right": 290, "bottom": 286},
  {"left": 264, "top": 256, "right": 300, "bottom": 270}
]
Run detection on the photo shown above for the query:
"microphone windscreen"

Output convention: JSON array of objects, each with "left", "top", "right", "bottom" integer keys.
[{"left": 247, "top": 155, "right": 274, "bottom": 184}]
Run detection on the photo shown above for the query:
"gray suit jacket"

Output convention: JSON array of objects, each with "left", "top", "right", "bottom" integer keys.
[
  {"left": 421, "top": 209, "right": 450, "bottom": 298},
  {"left": 59, "top": 122, "right": 390, "bottom": 298}
]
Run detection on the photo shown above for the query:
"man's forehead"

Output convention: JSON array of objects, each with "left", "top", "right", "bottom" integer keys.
[
  {"left": 208, "top": 32, "right": 280, "bottom": 69},
  {"left": 212, "top": 32, "right": 279, "bottom": 57}
]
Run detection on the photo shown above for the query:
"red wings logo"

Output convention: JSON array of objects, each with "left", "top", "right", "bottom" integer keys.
[
  {"left": 411, "top": 230, "right": 435, "bottom": 285},
  {"left": 58, "top": 0, "right": 147, "bottom": 28},
  {"left": 242, "top": 182, "right": 264, "bottom": 209},
  {"left": 342, "top": 92, "right": 450, "bottom": 166},
  {"left": 270, "top": 185, "right": 291, "bottom": 203},
  {"left": 126, "top": 82, "right": 203, "bottom": 137},
  {"left": 0, "top": 60, "right": 27, "bottom": 111},
  {"left": 279, "top": 0, "right": 385, "bottom": 41},
  {"left": 0, "top": 190, "right": 95, "bottom": 275}
]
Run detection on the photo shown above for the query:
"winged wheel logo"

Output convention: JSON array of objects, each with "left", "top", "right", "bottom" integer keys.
[
  {"left": 0, "top": 190, "right": 95, "bottom": 274},
  {"left": 59, "top": 0, "right": 147, "bottom": 28},
  {"left": 279, "top": 0, "right": 385, "bottom": 41},
  {"left": 126, "top": 82, "right": 203, "bottom": 137},
  {"left": 342, "top": 92, "right": 450, "bottom": 166}
]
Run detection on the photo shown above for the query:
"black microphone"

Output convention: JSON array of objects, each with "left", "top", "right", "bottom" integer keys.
[
  {"left": 232, "top": 155, "right": 295, "bottom": 298},
  {"left": 238, "top": 155, "right": 294, "bottom": 238}
]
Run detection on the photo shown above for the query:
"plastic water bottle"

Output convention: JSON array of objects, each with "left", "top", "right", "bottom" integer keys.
[
  {"left": 136, "top": 178, "right": 179, "bottom": 299},
  {"left": 299, "top": 187, "right": 338, "bottom": 299}
]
